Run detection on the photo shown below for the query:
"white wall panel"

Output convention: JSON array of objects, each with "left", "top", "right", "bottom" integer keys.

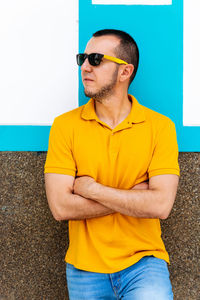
[
  {"left": 0, "top": 0, "right": 78, "bottom": 125},
  {"left": 183, "top": 0, "right": 200, "bottom": 126}
]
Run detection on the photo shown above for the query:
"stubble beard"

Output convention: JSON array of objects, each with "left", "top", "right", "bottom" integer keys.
[{"left": 84, "top": 66, "right": 119, "bottom": 103}]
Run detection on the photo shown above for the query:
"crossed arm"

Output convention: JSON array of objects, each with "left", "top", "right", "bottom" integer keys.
[{"left": 45, "top": 173, "right": 179, "bottom": 221}]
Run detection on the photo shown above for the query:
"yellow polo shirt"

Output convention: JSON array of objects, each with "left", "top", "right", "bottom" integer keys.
[{"left": 44, "top": 95, "right": 180, "bottom": 273}]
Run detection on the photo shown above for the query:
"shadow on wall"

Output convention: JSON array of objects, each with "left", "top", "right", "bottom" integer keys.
[{"left": 0, "top": 152, "right": 199, "bottom": 300}]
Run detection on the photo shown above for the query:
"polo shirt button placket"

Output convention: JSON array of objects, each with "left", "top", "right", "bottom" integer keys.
[{"left": 109, "top": 131, "right": 118, "bottom": 158}]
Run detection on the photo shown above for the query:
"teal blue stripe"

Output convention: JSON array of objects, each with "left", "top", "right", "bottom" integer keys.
[{"left": 0, "top": 126, "right": 50, "bottom": 151}]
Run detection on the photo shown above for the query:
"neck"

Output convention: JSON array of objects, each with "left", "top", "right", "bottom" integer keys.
[{"left": 94, "top": 90, "right": 132, "bottom": 129}]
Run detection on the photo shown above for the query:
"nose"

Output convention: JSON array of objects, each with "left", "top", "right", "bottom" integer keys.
[{"left": 81, "top": 57, "right": 92, "bottom": 73}]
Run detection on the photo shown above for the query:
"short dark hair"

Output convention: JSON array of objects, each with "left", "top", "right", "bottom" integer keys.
[{"left": 93, "top": 29, "right": 139, "bottom": 85}]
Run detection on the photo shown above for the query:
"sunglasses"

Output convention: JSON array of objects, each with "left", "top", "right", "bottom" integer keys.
[{"left": 76, "top": 53, "right": 128, "bottom": 67}]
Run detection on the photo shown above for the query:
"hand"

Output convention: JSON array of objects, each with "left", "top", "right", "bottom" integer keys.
[
  {"left": 73, "top": 176, "right": 96, "bottom": 199},
  {"left": 131, "top": 181, "right": 149, "bottom": 190}
]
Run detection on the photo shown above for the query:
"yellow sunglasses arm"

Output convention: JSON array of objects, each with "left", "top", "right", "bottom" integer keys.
[{"left": 103, "top": 55, "right": 128, "bottom": 65}]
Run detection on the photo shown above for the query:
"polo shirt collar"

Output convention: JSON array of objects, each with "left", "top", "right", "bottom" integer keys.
[
  {"left": 127, "top": 95, "right": 146, "bottom": 124},
  {"left": 81, "top": 94, "right": 146, "bottom": 124},
  {"left": 81, "top": 98, "right": 97, "bottom": 121}
]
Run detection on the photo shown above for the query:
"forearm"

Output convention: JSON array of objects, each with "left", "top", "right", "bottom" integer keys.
[
  {"left": 45, "top": 173, "right": 115, "bottom": 221},
  {"left": 73, "top": 175, "right": 178, "bottom": 220},
  {"left": 51, "top": 192, "right": 114, "bottom": 221},
  {"left": 91, "top": 184, "right": 164, "bottom": 219},
  {"left": 73, "top": 177, "right": 159, "bottom": 218}
]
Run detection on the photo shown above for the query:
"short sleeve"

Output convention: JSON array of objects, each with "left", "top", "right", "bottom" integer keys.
[
  {"left": 148, "top": 119, "right": 180, "bottom": 178},
  {"left": 44, "top": 117, "right": 76, "bottom": 176}
]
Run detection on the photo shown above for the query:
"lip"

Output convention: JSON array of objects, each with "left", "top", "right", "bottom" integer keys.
[{"left": 83, "top": 78, "right": 94, "bottom": 82}]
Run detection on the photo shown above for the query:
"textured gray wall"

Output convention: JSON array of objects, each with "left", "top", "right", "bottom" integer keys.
[{"left": 0, "top": 152, "right": 199, "bottom": 300}]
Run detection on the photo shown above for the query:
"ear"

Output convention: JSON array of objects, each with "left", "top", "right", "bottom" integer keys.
[{"left": 119, "top": 64, "right": 134, "bottom": 83}]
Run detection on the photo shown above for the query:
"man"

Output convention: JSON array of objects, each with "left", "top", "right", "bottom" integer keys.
[{"left": 44, "top": 29, "right": 180, "bottom": 299}]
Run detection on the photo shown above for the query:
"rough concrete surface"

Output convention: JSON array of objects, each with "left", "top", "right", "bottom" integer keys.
[{"left": 0, "top": 152, "right": 199, "bottom": 300}]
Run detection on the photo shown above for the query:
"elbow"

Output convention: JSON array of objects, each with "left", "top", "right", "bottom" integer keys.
[
  {"left": 47, "top": 193, "right": 73, "bottom": 221},
  {"left": 158, "top": 203, "right": 173, "bottom": 220},
  {"left": 147, "top": 210, "right": 170, "bottom": 220},
  {"left": 150, "top": 196, "right": 173, "bottom": 220},
  {"left": 51, "top": 211, "right": 65, "bottom": 221},
  {"left": 53, "top": 212, "right": 71, "bottom": 221},
  {"left": 51, "top": 207, "right": 71, "bottom": 221},
  {"left": 53, "top": 213, "right": 66, "bottom": 221},
  {"left": 159, "top": 211, "right": 170, "bottom": 220}
]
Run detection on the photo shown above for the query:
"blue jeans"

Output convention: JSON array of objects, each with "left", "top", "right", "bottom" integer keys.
[{"left": 66, "top": 256, "right": 173, "bottom": 299}]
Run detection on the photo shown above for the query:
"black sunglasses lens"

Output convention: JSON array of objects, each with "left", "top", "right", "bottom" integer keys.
[
  {"left": 88, "top": 53, "right": 103, "bottom": 66},
  {"left": 76, "top": 53, "right": 103, "bottom": 66},
  {"left": 76, "top": 54, "right": 86, "bottom": 66}
]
